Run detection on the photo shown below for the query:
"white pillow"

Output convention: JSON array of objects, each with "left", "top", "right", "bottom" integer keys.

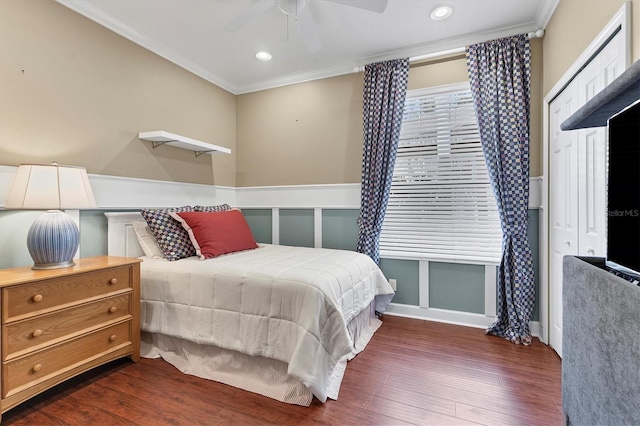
[{"left": 132, "top": 221, "right": 164, "bottom": 258}]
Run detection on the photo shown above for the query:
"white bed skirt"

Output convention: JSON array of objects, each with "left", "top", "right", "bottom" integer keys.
[{"left": 140, "top": 302, "right": 381, "bottom": 406}]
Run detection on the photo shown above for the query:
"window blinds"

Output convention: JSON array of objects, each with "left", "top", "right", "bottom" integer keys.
[{"left": 380, "top": 83, "right": 502, "bottom": 264}]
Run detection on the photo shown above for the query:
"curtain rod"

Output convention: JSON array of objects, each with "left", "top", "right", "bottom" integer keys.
[{"left": 353, "top": 29, "right": 544, "bottom": 73}]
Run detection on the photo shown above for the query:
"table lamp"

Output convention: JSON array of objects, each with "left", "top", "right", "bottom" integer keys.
[{"left": 5, "top": 163, "right": 97, "bottom": 270}]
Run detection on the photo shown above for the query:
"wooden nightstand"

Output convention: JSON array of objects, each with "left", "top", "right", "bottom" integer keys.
[{"left": 0, "top": 256, "right": 141, "bottom": 420}]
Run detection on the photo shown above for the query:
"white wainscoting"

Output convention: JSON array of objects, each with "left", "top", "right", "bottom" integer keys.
[
  {"left": 0, "top": 166, "right": 541, "bottom": 335},
  {"left": 0, "top": 166, "right": 237, "bottom": 209},
  {"left": 87, "top": 174, "right": 236, "bottom": 209},
  {"left": 1, "top": 166, "right": 541, "bottom": 210},
  {"left": 236, "top": 184, "right": 361, "bottom": 209},
  {"left": 239, "top": 178, "right": 538, "bottom": 210}
]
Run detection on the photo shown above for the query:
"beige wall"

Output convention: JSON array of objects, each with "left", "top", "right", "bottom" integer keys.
[
  {"left": 529, "top": 38, "right": 544, "bottom": 177},
  {"left": 0, "top": 0, "right": 554, "bottom": 189},
  {"left": 407, "top": 55, "right": 469, "bottom": 90},
  {"left": 237, "top": 39, "right": 544, "bottom": 187},
  {"left": 234, "top": 8, "right": 639, "bottom": 188},
  {"left": 236, "top": 59, "right": 474, "bottom": 188},
  {"left": 236, "top": 73, "right": 364, "bottom": 187},
  {"left": 0, "top": 0, "right": 236, "bottom": 186},
  {"left": 543, "top": 0, "right": 640, "bottom": 96},
  {"left": 236, "top": 59, "right": 477, "bottom": 188}
]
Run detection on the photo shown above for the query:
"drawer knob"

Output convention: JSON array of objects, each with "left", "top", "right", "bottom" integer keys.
[
  {"left": 32, "top": 329, "right": 43, "bottom": 338},
  {"left": 109, "top": 334, "right": 117, "bottom": 342},
  {"left": 33, "top": 364, "right": 42, "bottom": 373},
  {"left": 109, "top": 278, "right": 118, "bottom": 285},
  {"left": 109, "top": 306, "right": 117, "bottom": 313},
  {"left": 32, "top": 294, "right": 43, "bottom": 303}
]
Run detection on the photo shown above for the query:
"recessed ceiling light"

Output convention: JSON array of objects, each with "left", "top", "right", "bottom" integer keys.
[
  {"left": 255, "top": 51, "right": 272, "bottom": 61},
  {"left": 430, "top": 6, "right": 452, "bottom": 20}
]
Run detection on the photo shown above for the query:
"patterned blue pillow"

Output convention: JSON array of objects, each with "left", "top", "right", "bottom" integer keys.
[
  {"left": 140, "top": 206, "right": 195, "bottom": 261},
  {"left": 193, "top": 204, "right": 232, "bottom": 212}
]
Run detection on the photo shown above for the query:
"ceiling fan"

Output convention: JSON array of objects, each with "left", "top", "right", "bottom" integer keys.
[{"left": 223, "top": 0, "right": 389, "bottom": 53}]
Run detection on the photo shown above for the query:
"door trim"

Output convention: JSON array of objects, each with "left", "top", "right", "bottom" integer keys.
[{"left": 541, "top": 3, "right": 631, "bottom": 346}]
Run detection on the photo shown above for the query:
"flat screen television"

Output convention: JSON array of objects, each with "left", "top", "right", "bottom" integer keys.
[{"left": 606, "top": 99, "right": 640, "bottom": 282}]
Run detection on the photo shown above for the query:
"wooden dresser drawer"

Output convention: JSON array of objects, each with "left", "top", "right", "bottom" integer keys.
[
  {"left": 3, "top": 293, "right": 132, "bottom": 361},
  {"left": 3, "top": 266, "right": 132, "bottom": 321},
  {"left": 0, "top": 256, "right": 141, "bottom": 418},
  {"left": 2, "top": 320, "right": 132, "bottom": 398}
]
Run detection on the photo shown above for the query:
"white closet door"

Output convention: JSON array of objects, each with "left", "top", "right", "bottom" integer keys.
[
  {"left": 577, "top": 42, "right": 624, "bottom": 257},
  {"left": 548, "top": 31, "right": 626, "bottom": 357},
  {"left": 577, "top": 62, "right": 606, "bottom": 257},
  {"left": 549, "top": 87, "right": 578, "bottom": 357}
]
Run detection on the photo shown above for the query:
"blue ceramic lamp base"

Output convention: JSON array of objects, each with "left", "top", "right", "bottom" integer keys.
[{"left": 27, "top": 210, "right": 79, "bottom": 270}]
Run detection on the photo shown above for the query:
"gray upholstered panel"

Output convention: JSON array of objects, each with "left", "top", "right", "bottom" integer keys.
[
  {"left": 561, "top": 59, "right": 640, "bottom": 130},
  {"left": 562, "top": 256, "right": 640, "bottom": 426}
]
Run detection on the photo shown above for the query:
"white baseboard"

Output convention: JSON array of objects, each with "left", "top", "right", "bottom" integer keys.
[{"left": 384, "top": 303, "right": 542, "bottom": 338}]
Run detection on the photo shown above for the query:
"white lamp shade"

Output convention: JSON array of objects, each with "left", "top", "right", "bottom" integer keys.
[{"left": 6, "top": 164, "right": 97, "bottom": 210}]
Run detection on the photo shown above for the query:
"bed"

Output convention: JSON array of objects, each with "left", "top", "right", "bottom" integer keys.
[{"left": 105, "top": 210, "right": 394, "bottom": 406}]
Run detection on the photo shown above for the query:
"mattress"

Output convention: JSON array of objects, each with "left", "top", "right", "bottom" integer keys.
[{"left": 139, "top": 244, "right": 394, "bottom": 403}]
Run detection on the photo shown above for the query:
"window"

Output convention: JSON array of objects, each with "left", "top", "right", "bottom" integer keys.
[{"left": 379, "top": 82, "right": 502, "bottom": 263}]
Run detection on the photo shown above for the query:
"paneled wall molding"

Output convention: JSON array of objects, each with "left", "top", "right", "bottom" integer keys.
[
  {"left": 271, "top": 208, "right": 280, "bottom": 245},
  {"left": 237, "top": 180, "right": 542, "bottom": 209},
  {"left": 417, "top": 259, "right": 496, "bottom": 316},
  {"left": 314, "top": 208, "right": 323, "bottom": 248},
  {"left": 1, "top": 166, "right": 542, "bottom": 210},
  {"left": 484, "top": 265, "right": 498, "bottom": 317},
  {"left": 0, "top": 165, "right": 542, "bottom": 333},
  {"left": 380, "top": 252, "right": 500, "bottom": 266},
  {"left": 0, "top": 166, "right": 237, "bottom": 209},
  {"left": 89, "top": 174, "right": 237, "bottom": 209},
  {"left": 418, "top": 260, "right": 430, "bottom": 308},
  {"left": 529, "top": 176, "right": 542, "bottom": 208},
  {"left": 235, "top": 184, "right": 362, "bottom": 209},
  {"left": 385, "top": 303, "right": 541, "bottom": 337}
]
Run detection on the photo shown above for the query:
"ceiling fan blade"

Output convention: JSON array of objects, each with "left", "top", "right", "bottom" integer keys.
[
  {"left": 296, "top": 4, "right": 322, "bottom": 53},
  {"left": 324, "top": 0, "right": 388, "bottom": 13},
  {"left": 223, "top": 0, "right": 276, "bottom": 33}
]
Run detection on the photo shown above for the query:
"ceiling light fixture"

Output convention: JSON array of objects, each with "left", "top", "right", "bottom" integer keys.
[
  {"left": 430, "top": 6, "right": 452, "bottom": 20},
  {"left": 255, "top": 51, "right": 272, "bottom": 61}
]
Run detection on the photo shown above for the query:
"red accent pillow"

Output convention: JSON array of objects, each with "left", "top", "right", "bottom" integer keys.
[{"left": 169, "top": 210, "right": 258, "bottom": 259}]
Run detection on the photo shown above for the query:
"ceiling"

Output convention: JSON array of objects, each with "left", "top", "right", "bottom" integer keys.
[{"left": 56, "top": 0, "right": 558, "bottom": 94}]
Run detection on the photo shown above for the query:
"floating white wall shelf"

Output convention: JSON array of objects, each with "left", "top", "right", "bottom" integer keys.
[{"left": 139, "top": 131, "right": 231, "bottom": 157}]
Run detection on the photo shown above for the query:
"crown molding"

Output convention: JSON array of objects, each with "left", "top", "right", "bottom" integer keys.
[
  {"left": 535, "top": 0, "right": 560, "bottom": 29},
  {"left": 235, "top": 21, "right": 544, "bottom": 94},
  {"left": 56, "top": 0, "right": 557, "bottom": 95}
]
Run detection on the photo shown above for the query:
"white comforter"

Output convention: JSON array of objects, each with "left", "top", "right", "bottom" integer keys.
[{"left": 139, "top": 244, "right": 394, "bottom": 402}]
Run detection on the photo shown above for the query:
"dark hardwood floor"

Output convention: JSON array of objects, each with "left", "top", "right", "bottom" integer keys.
[{"left": 2, "top": 316, "right": 562, "bottom": 425}]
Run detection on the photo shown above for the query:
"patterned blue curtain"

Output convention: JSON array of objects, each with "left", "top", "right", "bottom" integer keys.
[
  {"left": 466, "top": 35, "right": 535, "bottom": 345},
  {"left": 356, "top": 58, "right": 410, "bottom": 263}
]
